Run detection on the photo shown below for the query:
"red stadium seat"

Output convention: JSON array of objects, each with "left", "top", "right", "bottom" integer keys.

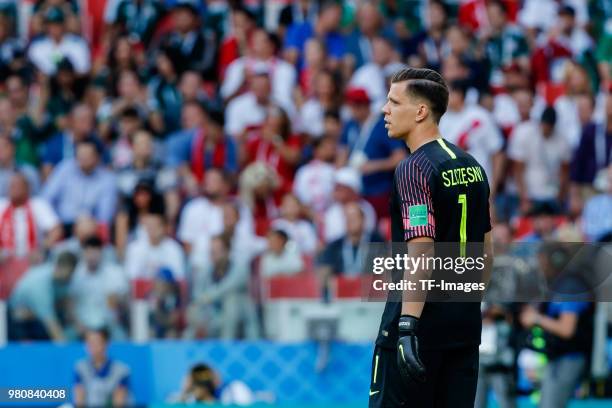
[{"left": 264, "top": 272, "right": 321, "bottom": 299}]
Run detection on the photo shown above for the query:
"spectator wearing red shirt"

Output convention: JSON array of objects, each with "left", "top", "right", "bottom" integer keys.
[{"left": 244, "top": 105, "right": 300, "bottom": 195}]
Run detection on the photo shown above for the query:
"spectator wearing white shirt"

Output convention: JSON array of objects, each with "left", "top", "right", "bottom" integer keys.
[
  {"left": 323, "top": 167, "right": 376, "bottom": 244},
  {"left": 293, "top": 136, "right": 337, "bottom": 216},
  {"left": 349, "top": 36, "right": 396, "bottom": 112},
  {"left": 225, "top": 67, "right": 292, "bottom": 140},
  {"left": 125, "top": 212, "right": 185, "bottom": 281},
  {"left": 177, "top": 168, "right": 253, "bottom": 253},
  {"left": 554, "top": 62, "right": 594, "bottom": 148},
  {"left": 0, "top": 172, "right": 62, "bottom": 260},
  {"left": 508, "top": 106, "right": 571, "bottom": 214},
  {"left": 69, "top": 236, "right": 128, "bottom": 339},
  {"left": 298, "top": 69, "right": 342, "bottom": 139},
  {"left": 221, "top": 28, "right": 296, "bottom": 111},
  {"left": 555, "top": 5, "right": 593, "bottom": 59},
  {"left": 190, "top": 201, "right": 265, "bottom": 273},
  {"left": 439, "top": 80, "right": 504, "bottom": 195},
  {"left": 259, "top": 229, "right": 304, "bottom": 278},
  {"left": 27, "top": 7, "right": 90, "bottom": 76},
  {"left": 271, "top": 193, "right": 318, "bottom": 255}
]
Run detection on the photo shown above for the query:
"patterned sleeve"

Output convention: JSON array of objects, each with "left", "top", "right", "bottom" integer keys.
[{"left": 395, "top": 159, "right": 435, "bottom": 241}]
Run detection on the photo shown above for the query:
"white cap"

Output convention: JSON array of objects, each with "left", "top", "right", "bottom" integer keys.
[{"left": 334, "top": 167, "right": 362, "bottom": 193}]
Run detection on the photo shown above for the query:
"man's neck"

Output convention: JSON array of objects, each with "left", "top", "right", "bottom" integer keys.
[
  {"left": 405, "top": 123, "right": 441, "bottom": 153},
  {"left": 133, "top": 157, "right": 149, "bottom": 169},
  {"left": 10, "top": 198, "right": 27, "bottom": 207},
  {"left": 348, "top": 232, "right": 362, "bottom": 245},
  {"left": 92, "top": 355, "right": 107, "bottom": 368}
]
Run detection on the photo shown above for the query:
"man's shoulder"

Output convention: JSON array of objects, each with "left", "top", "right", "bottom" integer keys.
[{"left": 183, "top": 197, "right": 212, "bottom": 214}]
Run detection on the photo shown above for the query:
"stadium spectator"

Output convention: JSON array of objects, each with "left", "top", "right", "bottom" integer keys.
[
  {"left": 0, "top": 13, "right": 25, "bottom": 79},
  {"left": 178, "top": 168, "right": 251, "bottom": 252},
  {"left": 337, "top": 87, "right": 405, "bottom": 217},
  {"left": 349, "top": 36, "right": 398, "bottom": 111},
  {"left": 29, "top": 0, "right": 81, "bottom": 38},
  {"left": 221, "top": 28, "right": 296, "bottom": 111},
  {"left": 296, "top": 38, "right": 327, "bottom": 98},
  {"left": 344, "top": 0, "right": 397, "bottom": 72},
  {"left": 74, "top": 327, "right": 131, "bottom": 407},
  {"left": 0, "top": 135, "right": 40, "bottom": 196},
  {"left": 404, "top": 0, "right": 448, "bottom": 71},
  {"left": 97, "top": 70, "right": 149, "bottom": 142},
  {"left": 109, "top": 107, "right": 144, "bottom": 168},
  {"left": 178, "top": 70, "right": 212, "bottom": 107},
  {"left": 161, "top": 0, "right": 216, "bottom": 79},
  {"left": 293, "top": 135, "right": 337, "bottom": 216},
  {"left": 187, "top": 234, "right": 258, "bottom": 339},
  {"left": 297, "top": 69, "right": 343, "bottom": 139},
  {"left": 114, "top": 177, "right": 165, "bottom": 259},
  {"left": 482, "top": 0, "right": 529, "bottom": 88},
  {"left": 125, "top": 212, "right": 185, "bottom": 281},
  {"left": 9, "top": 251, "right": 77, "bottom": 341},
  {"left": 259, "top": 228, "right": 303, "bottom": 278},
  {"left": 277, "top": 0, "right": 318, "bottom": 41},
  {"left": 43, "top": 138, "right": 117, "bottom": 233},
  {"left": 148, "top": 266, "right": 182, "bottom": 339},
  {"left": 27, "top": 6, "right": 90, "bottom": 76},
  {"left": 225, "top": 67, "right": 290, "bottom": 140},
  {"left": 570, "top": 92, "right": 611, "bottom": 207},
  {"left": 108, "top": 0, "right": 164, "bottom": 47},
  {"left": 147, "top": 46, "right": 183, "bottom": 134},
  {"left": 322, "top": 167, "right": 376, "bottom": 244},
  {"left": 582, "top": 165, "right": 612, "bottom": 242},
  {"left": 244, "top": 105, "right": 301, "bottom": 193},
  {"left": 508, "top": 106, "right": 571, "bottom": 214},
  {"left": 0, "top": 93, "right": 40, "bottom": 168},
  {"left": 190, "top": 201, "right": 265, "bottom": 274},
  {"left": 554, "top": 62, "right": 594, "bottom": 148},
  {"left": 52, "top": 215, "right": 116, "bottom": 263},
  {"left": 283, "top": 0, "right": 345, "bottom": 70},
  {"left": 218, "top": 6, "right": 258, "bottom": 78},
  {"left": 317, "top": 201, "right": 383, "bottom": 278},
  {"left": 167, "top": 105, "right": 237, "bottom": 191},
  {"left": 116, "top": 130, "right": 175, "bottom": 197},
  {"left": 69, "top": 237, "right": 128, "bottom": 338},
  {"left": 0, "top": 172, "right": 61, "bottom": 260},
  {"left": 41, "top": 104, "right": 100, "bottom": 176},
  {"left": 271, "top": 193, "right": 317, "bottom": 255},
  {"left": 440, "top": 79, "right": 504, "bottom": 193}
]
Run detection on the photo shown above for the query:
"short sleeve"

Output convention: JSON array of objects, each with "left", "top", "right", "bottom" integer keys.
[
  {"left": 33, "top": 199, "right": 60, "bottom": 232},
  {"left": 395, "top": 160, "right": 435, "bottom": 241}
]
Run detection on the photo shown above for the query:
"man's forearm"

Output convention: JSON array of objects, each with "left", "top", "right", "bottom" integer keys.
[{"left": 401, "top": 238, "right": 435, "bottom": 318}]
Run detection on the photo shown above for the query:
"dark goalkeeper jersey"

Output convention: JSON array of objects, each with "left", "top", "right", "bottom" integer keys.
[{"left": 375, "top": 138, "right": 492, "bottom": 350}]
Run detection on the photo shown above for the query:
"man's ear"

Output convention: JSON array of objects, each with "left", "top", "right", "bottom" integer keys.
[{"left": 415, "top": 104, "right": 429, "bottom": 123}]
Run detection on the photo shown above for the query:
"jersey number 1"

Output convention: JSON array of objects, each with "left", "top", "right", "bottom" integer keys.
[{"left": 458, "top": 194, "right": 467, "bottom": 257}]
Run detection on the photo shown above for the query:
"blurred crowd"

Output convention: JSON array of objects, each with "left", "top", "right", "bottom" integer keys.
[{"left": 0, "top": 0, "right": 611, "bottom": 354}]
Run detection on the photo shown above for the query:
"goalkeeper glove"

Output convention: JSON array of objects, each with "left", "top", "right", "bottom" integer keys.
[{"left": 397, "top": 315, "right": 426, "bottom": 383}]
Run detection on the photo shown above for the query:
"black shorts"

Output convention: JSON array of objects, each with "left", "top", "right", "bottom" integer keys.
[{"left": 368, "top": 344, "right": 479, "bottom": 408}]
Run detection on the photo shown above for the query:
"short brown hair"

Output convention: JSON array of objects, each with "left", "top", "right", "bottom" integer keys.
[{"left": 390, "top": 68, "right": 449, "bottom": 123}]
